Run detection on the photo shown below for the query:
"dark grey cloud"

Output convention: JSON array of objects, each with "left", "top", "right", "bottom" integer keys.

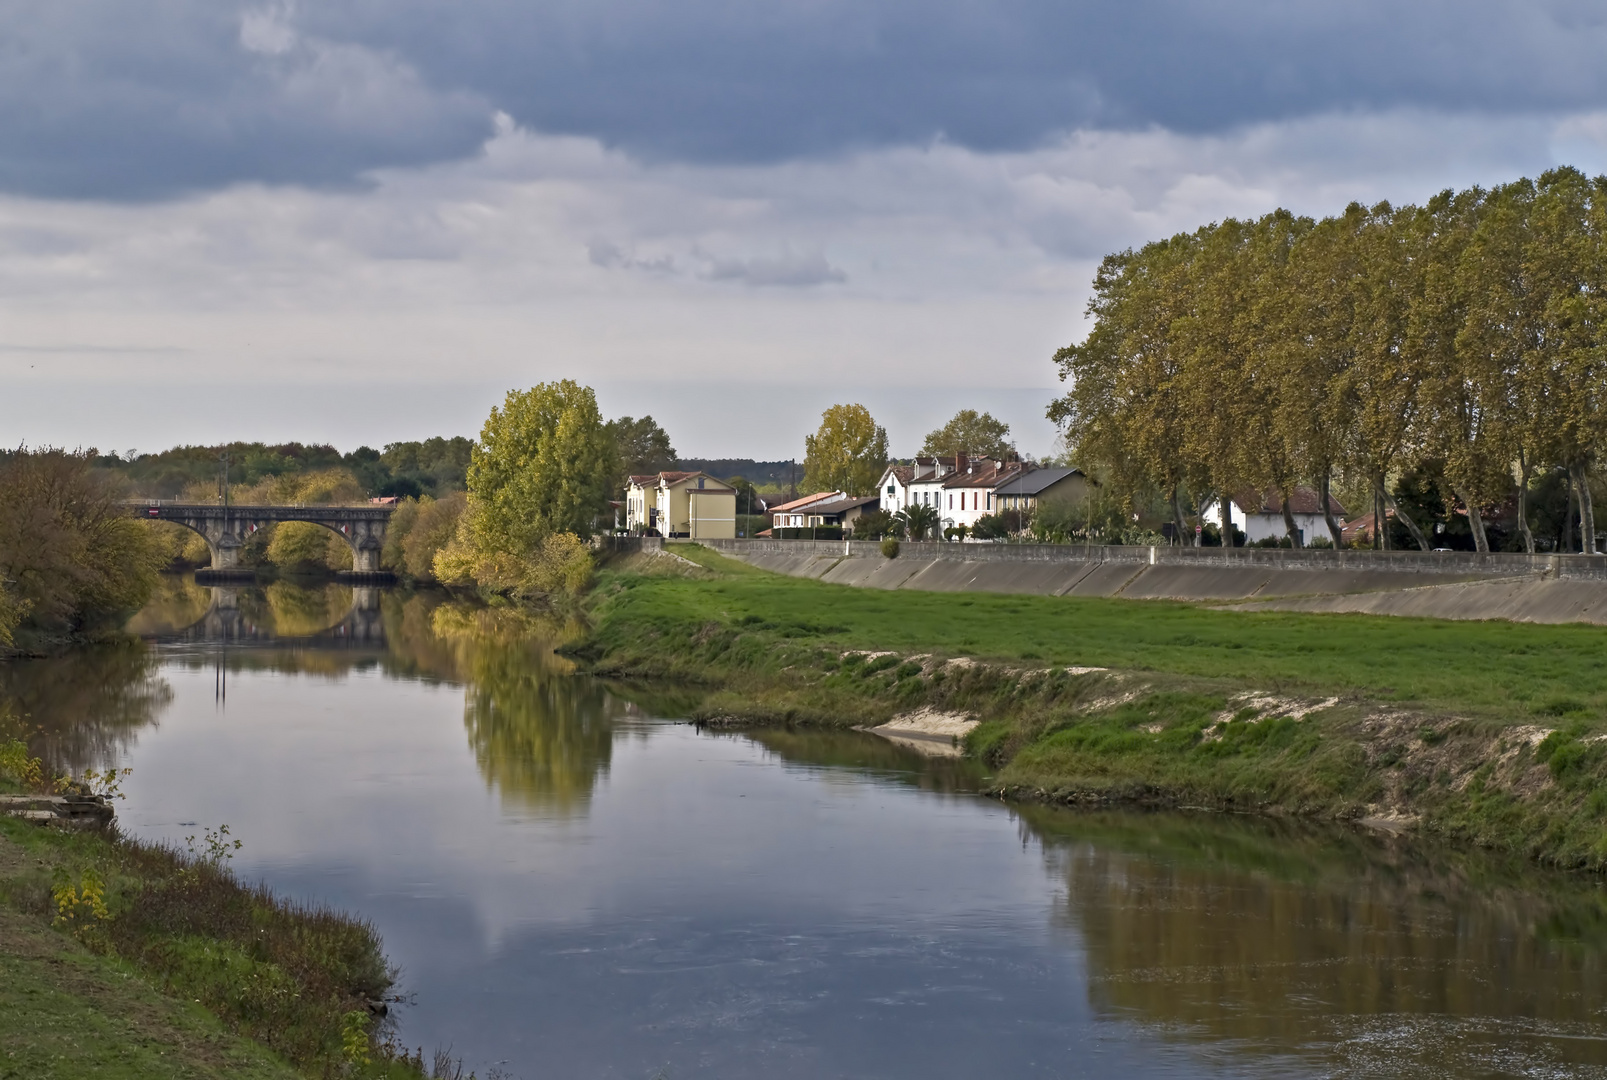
[
  {"left": 7, "top": 0, "right": 1607, "bottom": 199},
  {"left": 0, "top": 2, "right": 494, "bottom": 199}
]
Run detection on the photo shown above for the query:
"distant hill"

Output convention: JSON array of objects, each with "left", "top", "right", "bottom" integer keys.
[{"left": 676, "top": 459, "right": 798, "bottom": 490}]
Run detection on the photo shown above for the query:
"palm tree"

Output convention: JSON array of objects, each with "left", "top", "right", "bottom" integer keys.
[{"left": 896, "top": 504, "right": 940, "bottom": 541}]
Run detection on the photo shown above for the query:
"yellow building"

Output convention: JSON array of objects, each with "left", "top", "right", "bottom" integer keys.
[{"left": 625, "top": 471, "right": 737, "bottom": 538}]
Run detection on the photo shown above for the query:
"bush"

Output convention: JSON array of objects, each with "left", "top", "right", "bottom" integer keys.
[
  {"left": 145, "top": 521, "right": 211, "bottom": 569},
  {"left": 0, "top": 448, "right": 166, "bottom": 639},
  {"left": 402, "top": 492, "right": 467, "bottom": 581},
  {"left": 266, "top": 522, "right": 352, "bottom": 571},
  {"left": 852, "top": 510, "right": 896, "bottom": 540},
  {"left": 880, "top": 538, "right": 900, "bottom": 559}
]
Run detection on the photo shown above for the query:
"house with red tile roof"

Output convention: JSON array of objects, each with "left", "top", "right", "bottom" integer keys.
[{"left": 941, "top": 459, "right": 1027, "bottom": 529}]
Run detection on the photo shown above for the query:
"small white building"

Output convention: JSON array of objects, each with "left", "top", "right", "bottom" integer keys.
[
  {"left": 766, "top": 491, "right": 846, "bottom": 530},
  {"left": 1203, "top": 487, "right": 1348, "bottom": 545}
]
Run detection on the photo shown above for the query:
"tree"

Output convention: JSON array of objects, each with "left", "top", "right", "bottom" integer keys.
[
  {"left": 0, "top": 449, "right": 165, "bottom": 637},
  {"left": 468, "top": 381, "right": 618, "bottom": 547},
  {"left": 605, "top": 415, "right": 677, "bottom": 488},
  {"left": 896, "top": 503, "right": 940, "bottom": 540},
  {"left": 851, "top": 509, "right": 897, "bottom": 540},
  {"left": 1050, "top": 233, "right": 1198, "bottom": 543},
  {"left": 802, "top": 404, "right": 888, "bottom": 495},
  {"left": 436, "top": 382, "right": 617, "bottom": 596},
  {"left": 921, "top": 410, "right": 1016, "bottom": 461}
]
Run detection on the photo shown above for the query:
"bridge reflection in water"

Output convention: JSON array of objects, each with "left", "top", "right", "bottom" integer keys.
[
  {"left": 101, "top": 576, "right": 637, "bottom": 815},
  {"left": 139, "top": 583, "right": 388, "bottom": 648}
]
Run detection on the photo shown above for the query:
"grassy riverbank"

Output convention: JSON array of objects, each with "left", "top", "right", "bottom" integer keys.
[
  {"left": 574, "top": 545, "right": 1607, "bottom": 868},
  {"left": 0, "top": 806, "right": 429, "bottom": 1079}
]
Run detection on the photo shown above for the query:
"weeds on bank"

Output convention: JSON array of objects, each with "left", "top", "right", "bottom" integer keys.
[
  {"left": 0, "top": 734, "right": 423, "bottom": 1077},
  {"left": 0, "top": 814, "right": 420, "bottom": 1078}
]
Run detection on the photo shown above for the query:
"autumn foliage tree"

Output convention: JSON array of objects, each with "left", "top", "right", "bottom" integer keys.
[
  {"left": 802, "top": 404, "right": 889, "bottom": 495},
  {"left": 0, "top": 449, "right": 165, "bottom": 643},
  {"left": 1050, "top": 168, "right": 1607, "bottom": 553},
  {"left": 920, "top": 410, "right": 1016, "bottom": 461},
  {"left": 435, "top": 381, "right": 617, "bottom": 597}
]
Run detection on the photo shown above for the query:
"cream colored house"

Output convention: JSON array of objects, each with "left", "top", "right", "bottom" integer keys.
[{"left": 625, "top": 471, "right": 737, "bottom": 538}]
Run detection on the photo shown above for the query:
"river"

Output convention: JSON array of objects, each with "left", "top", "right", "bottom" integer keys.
[{"left": 5, "top": 576, "right": 1607, "bottom": 1078}]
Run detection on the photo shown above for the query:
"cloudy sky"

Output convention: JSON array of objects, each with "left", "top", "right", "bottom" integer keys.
[{"left": 6, "top": 0, "right": 1607, "bottom": 459}]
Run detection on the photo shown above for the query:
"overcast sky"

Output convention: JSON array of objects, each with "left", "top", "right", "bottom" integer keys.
[{"left": 6, "top": 0, "right": 1607, "bottom": 459}]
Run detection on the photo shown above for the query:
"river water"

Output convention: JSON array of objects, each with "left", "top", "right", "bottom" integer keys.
[{"left": 6, "top": 577, "right": 1607, "bottom": 1078}]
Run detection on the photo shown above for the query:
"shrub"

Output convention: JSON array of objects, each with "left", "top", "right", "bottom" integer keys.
[
  {"left": 852, "top": 509, "right": 897, "bottom": 540},
  {"left": 880, "top": 538, "right": 900, "bottom": 559},
  {"left": 402, "top": 491, "right": 467, "bottom": 581},
  {"left": 266, "top": 522, "right": 352, "bottom": 571}
]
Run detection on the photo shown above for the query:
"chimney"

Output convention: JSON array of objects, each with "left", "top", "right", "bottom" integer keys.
[{"left": 957, "top": 452, "right": 968, "bottom": 475}]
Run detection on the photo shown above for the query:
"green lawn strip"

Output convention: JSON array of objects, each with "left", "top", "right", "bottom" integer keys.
[
  {"left": 576, "top": 548, "right": 1607, "bottom": 867},
  {"left": 0, "top": 904, "right": 300, "bottom": 1080},
  {"left": 0, "top": 820, "right": 426, "bottom": 1079},
  {"left": 597, "top": 545, "right": 1607, "bottom": 719}
]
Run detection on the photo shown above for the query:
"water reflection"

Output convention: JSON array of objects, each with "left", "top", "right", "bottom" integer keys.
[
  {"left": 9, "top": 578, "right": 1607, "bottom": 1075},
  {"left": 11, "top": 578, "right": 636, "bottom": 813},
  {"left": 428, "top": 603, "right": 633, "bottom": 812},
  {"left": 1022, "top": 805, "right": 1607, "bottom": 1073},
  {"left": 0, "top": 640, "right": 171, "bottom": 771}
]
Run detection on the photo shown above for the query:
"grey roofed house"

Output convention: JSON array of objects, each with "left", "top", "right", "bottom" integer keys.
[
  {"left": 799, "top": 495, "right": 881, "bottom": 525},
  {"left": 991, "top": 467, "right": 1089, "bottom": 511}
]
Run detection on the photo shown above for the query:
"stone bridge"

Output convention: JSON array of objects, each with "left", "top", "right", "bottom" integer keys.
[{"left": 134, "top": 502, "right": 394, "bottom": 575}]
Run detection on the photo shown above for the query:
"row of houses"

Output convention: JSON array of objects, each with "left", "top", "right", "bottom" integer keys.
[
  {"left": 618, "top": 461, "right": 1357, "bottom": 544},
  {"left": 618, "top": 456, "right": 1095, "bottom": 538}
]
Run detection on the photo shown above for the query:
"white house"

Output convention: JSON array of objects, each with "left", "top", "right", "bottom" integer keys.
[
  {"left": 902, "top": 455, "right": 965, "bottom": 517},
  {"left": 942, "top": 460, "right": 1026, "bottom": 530},
  {"left": 1203, "top": 487, "right": 1348, "bottom": 545},
  {"left": 876, "top": 464, "right": 918, "bottom": 515}
]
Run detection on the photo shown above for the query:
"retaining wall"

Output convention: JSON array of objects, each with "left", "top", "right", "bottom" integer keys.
[{"left": 661, "top": 537, "right": 1607, "bottom": 625}]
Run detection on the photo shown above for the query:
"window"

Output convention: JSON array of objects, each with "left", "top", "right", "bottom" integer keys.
[
  {"left": 697, "top": 477, "right": 705, "bottom": 489},
  {"left": 948, "top": 494, "right": 953, "bottom": 509}
]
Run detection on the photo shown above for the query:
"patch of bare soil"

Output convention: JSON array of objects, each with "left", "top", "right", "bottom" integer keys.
[{"left": 1355, "top": 711, "right": 1556, "bottom": 817}]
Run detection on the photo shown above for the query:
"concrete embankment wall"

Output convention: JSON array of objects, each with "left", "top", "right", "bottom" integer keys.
[{"left": 652, "top": 537, "right": 1607, "bottom": 625}]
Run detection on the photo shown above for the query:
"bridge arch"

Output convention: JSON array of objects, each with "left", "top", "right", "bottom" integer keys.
[{"left": 133, "top": 503, "right": 394, "bottom": 577}]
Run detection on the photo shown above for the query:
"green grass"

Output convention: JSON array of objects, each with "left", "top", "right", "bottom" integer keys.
[
  {"left": 0, "top": 817, "right": 427, "bottom": 1079},
  {"left": 596, "top": 544, "right": 1607, "bottom": 718},
  {"left": 0, "top": 903, "right": 301, "bottom": 1080},
  {"left": 574, "top": 545, "right": 1607, "bottom": 867}
]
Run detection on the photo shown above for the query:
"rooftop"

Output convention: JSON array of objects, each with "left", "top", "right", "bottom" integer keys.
[{"left": 992, "top": 466, "right": 1085, "bottom": 497}]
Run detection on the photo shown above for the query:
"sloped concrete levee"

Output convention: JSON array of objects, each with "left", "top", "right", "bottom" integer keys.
[{"left": 663, "top": 537, "right": 1607, "bottom": 625}]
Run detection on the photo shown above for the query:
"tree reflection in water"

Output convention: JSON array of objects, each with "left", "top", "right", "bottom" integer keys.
[
  {"left": 7, "top": 580, "right": 636, "bottom": 815},
  {"left": 1020, "top": 804, "right": 1607, "bottom": 1073},
  {"left": 0, "top": 640, "right": 172, "bottom": 773},
  {"left": 424, "top": 601, "right": 634, "bottom": 814}
]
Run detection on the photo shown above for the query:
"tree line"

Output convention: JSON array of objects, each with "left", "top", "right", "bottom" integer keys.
[{"left": 1049, "top": 166, "right": 1607, "bottom": 552}]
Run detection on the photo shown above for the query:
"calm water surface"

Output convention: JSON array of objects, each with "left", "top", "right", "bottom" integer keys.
[{"left": 7, "top": 577, "right": 1607, "bottom": 1078}]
